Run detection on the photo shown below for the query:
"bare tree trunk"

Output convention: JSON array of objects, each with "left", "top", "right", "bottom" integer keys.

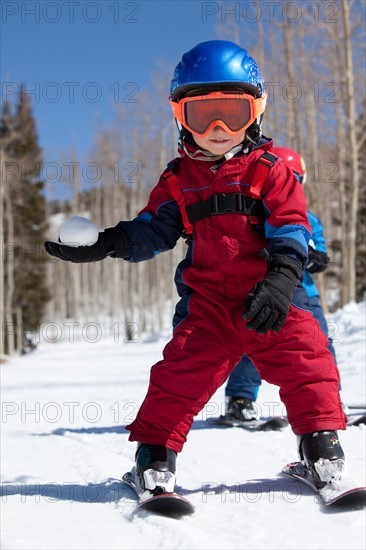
[
  {"left": 336, "top": 85, "right": 348, "bottom": 307},
  {"left": 0, "top": 145, "right": 6, "bottom": 355},
  {"left": 15, "top": 306, "right": 22, "bottom": 353},
  {"left": 282, "top": 22, "right": 302, "bottom": 150},
  {"left": 341, "top": 0, "right": 360, "bottom": 303},
  {"left": 317, "top": 274, "right": 328, "bottom": 315},
  {"left": 3, "top": 179, "right": 15, "bottom": 355}
]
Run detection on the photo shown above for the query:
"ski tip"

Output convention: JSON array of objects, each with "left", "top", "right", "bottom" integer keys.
[
  {"left": 324, "top": 487, "right": 366, "bottom": 508},
  {"left": 138, "top": 493, "right": 195, "bottom": 517}
]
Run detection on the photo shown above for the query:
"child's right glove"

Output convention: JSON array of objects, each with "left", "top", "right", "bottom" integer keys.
[
  {"left": 44, "top": 224, "right": 128, "bottom": 263},
  {"left": 242, "top": 253, "right": 303, "bottom": 334}
]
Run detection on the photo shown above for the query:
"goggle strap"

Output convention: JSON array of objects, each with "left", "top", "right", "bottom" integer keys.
[{"left": 169, "top": 92, "right": 267, "bottom": 137}]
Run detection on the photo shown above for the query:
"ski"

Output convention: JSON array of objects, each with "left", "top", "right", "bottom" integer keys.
[
  {"left": 121, "top": 470, "right": 195, "bottom": 518},
  {"left": 282, "top": 461, "right": 366, "bottom": 508},
  {"left": 208, "top": 411, "right": 365, "bottom": 431},
  {"left": 207, "top": 415, "right": 288, "bottom": 431},
  {"left": 347, "top": 413, "right": 366, "bottom": 427}
]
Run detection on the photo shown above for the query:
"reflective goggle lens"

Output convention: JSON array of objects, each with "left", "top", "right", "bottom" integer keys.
[{"left": 184, "top": 97, "right": 252, "bottom": 135}]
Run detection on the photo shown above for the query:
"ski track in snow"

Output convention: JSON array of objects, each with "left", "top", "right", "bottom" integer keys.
[{"left": 1, "top": 302, "right": 365, "bottom": 549}]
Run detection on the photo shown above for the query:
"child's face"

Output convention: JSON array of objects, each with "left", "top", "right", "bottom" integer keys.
[{"left": 193, "top": 126, "right": 246, "bottom": 156}]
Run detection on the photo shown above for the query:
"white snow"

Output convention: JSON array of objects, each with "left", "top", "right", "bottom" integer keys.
[
  {"left": 1, "top": 302, "right": 365, "bottom": 550},
  {"left": 59, "top": 216, "right": 99, "bottom": 247}
]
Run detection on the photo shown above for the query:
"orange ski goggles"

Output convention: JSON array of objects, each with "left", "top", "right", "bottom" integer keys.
[{"left": 169, "top": 91, "right": 267, "bottom": 137}]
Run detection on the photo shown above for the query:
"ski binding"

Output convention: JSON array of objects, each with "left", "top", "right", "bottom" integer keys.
[
  {"left": 122, "top": 469, "right": 195, "bottom": 517},
  {"left": 282, "top": 461, "right": 366, "bottom": 508}
]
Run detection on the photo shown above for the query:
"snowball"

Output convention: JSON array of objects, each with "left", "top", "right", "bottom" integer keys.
[{"left": 59, "top": 216, "right": 99, "bottom": 247}]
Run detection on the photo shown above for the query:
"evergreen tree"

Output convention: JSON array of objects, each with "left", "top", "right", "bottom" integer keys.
[{"left": 1, "top": 86, "right": 50, "bottom": 354}]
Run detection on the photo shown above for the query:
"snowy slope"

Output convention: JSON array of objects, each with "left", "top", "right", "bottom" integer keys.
[{"left": 1, "top": 302, "right": 365, "bottom": 550}]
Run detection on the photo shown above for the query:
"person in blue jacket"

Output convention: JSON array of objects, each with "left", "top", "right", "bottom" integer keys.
[{"left": 225, "top": 146, "right": 340, "bottom": 422}]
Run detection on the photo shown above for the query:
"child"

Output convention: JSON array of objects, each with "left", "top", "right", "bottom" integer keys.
[
  {"left": 224, "top": 147, "right": 342, "bottom": 423},
  {"left": 45, "top": 40, "right": 347, "bottom": 496}
]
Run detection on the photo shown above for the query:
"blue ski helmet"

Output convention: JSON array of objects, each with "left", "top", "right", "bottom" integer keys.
[{"left": 170, "top": 40, "right": 265, "bottom": 101}]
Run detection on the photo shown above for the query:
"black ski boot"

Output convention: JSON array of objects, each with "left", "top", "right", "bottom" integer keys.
[
  {"left": 299, "top": 431, "right": 347, "bottom": 488},
  {"left": 225, "top": 396, "right": 259, "bottom": 422},
  {"left": 135, "top": 443, "right": 177, "bottom": 495}
]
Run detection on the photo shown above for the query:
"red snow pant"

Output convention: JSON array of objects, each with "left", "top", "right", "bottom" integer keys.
[{"left": 126, "top": 293, "right": 347, "bottom": 452}]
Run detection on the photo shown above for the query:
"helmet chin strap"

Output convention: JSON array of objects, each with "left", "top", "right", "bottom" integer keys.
[
  {"left": 245, "top": 115, "right": 263, "bottom": 145},
  {"left": 175, "top": 114, "right": 263, "bottom": 162}
]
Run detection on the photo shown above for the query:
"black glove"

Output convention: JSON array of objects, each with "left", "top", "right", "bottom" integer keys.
[
  {"left": 306, "top": 246, "right": 329, "bottom": 273},
  {"left": 242, "top": 253, "right": 303, "bottom": 334},
  {"left": 44, "top": 224, "right": 128, "bottom": 263}
]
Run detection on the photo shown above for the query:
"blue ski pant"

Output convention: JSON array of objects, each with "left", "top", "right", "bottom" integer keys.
[{"left": 225, "top": 294, "right": 339, "bottom": 400}]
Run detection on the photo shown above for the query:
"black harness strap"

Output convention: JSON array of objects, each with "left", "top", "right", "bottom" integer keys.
[
  {"left": 163, "top": 152, "right": 277, "bottom": 236},
  {"left": 185, "top": 193, "right": 266, "bottom": 223}
]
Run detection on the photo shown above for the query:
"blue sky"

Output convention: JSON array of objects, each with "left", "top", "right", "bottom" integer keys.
[
  {"left": 1, "top": 0, "right": 222, "bottom": 162},
  {"left": 3, "top": 1, "right": 363, "bottom": 169}
]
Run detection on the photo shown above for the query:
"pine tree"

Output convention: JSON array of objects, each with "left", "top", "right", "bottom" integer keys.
[{"left": 1, "top": 86, "right": 50, "bottom": 355}]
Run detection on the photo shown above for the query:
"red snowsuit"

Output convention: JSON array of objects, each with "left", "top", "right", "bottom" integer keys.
[{"left": 121, "top": 139, "right": 346, "bottom": 452}]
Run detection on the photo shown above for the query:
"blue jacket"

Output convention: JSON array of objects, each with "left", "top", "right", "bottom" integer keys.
[{"left": 302, "top": 211, "right": 327, "bottom": 298}]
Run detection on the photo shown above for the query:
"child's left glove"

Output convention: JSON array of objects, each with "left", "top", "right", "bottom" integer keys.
[
  {"left": 242, "top": 253, "right": 303, "bottom": 334},
  {"left": 306, "top": 246, "right": 329, "bottom": 273}
]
